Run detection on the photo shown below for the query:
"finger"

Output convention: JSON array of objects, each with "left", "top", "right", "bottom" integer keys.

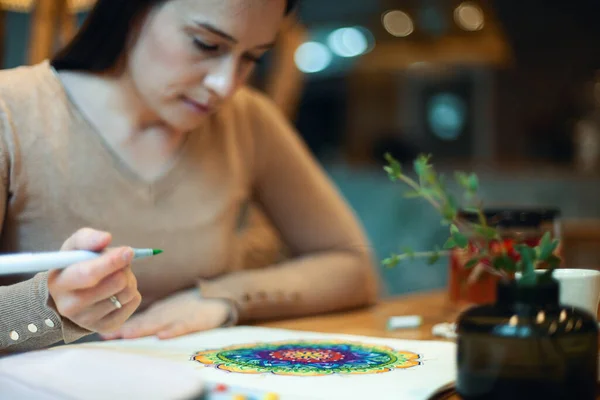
[
  {"left": 120, "top": 319, "right": 172, "bottom": 339},
  {"left": 75, "top": 268, "right": 135, "bottom": 306},
  {"left": 156, "top": 323, "right": 191, "bottom": 340},
  {"left": 61, "top": 228, "right": 112, "bottom": 252},
  {"left": 71, "top": 281, "right": 141, "bottom": 325},
  {"left": 55, "top": 247, "right": 134, "bottom": 290},
  {"left": 157, "top": 313, "right": 222, "bottom": 339},
  {"left": 95, "top": 292, "right": 142, "bottom": 335},
  {"left": 156, "top": 321, "right": 216, "bottom": 340},
  {"left": 49, "top": 229, "right": 113, "bottom": 284},
  {"left": 100, "top": 331, "right": 122, "bottom": 341},
  {"left": 119, "top": 311, "right": 172, "bottom": 339}
]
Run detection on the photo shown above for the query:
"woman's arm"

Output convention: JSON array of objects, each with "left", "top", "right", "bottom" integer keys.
[
  {"left": 199, "top": 90, "right": 380, "bottom": 322},
  {"left": 0, "top": 103, "right": 138, "bottom": 353},
  {"left": 0, "top": 106, "right": 72, "bottom": 353},
  {"left": 0, "top": 274, "right": 69, "bottom": 354}
]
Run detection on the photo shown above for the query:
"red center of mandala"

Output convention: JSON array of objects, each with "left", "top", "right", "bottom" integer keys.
[{"left": 269, "top": 349, "right": 345, "bottom": 363}]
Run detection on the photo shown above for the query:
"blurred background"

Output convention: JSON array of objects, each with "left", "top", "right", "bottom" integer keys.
[{"left": 3, "top": 0, "right": 600, "bottom": 297}]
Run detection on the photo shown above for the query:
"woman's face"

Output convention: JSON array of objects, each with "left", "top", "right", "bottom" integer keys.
[{"left": 126, "top": 0, "right": 286, "bottom": 132}]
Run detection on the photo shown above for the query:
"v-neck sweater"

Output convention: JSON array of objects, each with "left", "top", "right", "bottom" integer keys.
[{"left": 0, "top": 61, "right": 378, "bottom": 353}]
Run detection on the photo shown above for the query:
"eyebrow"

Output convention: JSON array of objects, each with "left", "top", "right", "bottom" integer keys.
[{"left": 194, "top": 21, "right": 276, "bottom": 49}]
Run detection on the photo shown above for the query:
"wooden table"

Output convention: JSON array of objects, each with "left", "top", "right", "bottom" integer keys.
[{"left": 261, "top": 289, "right": 460, "bottom": 340}]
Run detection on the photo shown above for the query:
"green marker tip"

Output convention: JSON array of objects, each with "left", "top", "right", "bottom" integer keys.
[{"left": 152, "top": 249, "right": 163, "bottom": 255}]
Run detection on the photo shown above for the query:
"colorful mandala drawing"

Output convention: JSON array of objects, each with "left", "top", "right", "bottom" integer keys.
[{"left": 191, "top": 340, "right": 422, "bottom": 376}]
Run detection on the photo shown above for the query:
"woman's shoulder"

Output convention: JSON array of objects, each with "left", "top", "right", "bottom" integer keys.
[
  {"left": 213, "top": 86, "right": 287, "bottom": 146},
  {"left": 0, "top": 62, "right": 70, "bottom": 157},
  {"left": 228, "top": 86, "right": 284, "bottom": 122},
  {"left": 0, "top": 61, "right": 67, "bottom": 129},
  {"left": 0, "top": 61, "right": 57, "bottom": 101}
]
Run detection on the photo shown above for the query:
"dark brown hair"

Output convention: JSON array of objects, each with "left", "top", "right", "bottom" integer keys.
[{"left": 51, "top": 0, "right": 299, "bottom": 71}]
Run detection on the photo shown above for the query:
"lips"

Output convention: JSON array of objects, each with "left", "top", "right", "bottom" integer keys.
[{"left": 181, "top": 96, "right": 212, "bottom": 114}]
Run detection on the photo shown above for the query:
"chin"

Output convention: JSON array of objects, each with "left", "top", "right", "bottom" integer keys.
[{"left": 160, "top": 110, "right": 209, "bottom": 133}]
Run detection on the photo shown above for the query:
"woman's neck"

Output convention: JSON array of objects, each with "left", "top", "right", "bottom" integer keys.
[
  {"left": 54, "top": 68, "right": 190, "bottom": 182},
  {"left": 56, "top": 69, "right": 185, "bottom": 141}
]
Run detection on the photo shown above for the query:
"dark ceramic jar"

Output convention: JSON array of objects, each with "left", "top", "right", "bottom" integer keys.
[{"left": 456, "top": 279, "right": 598, "bottom": 399}]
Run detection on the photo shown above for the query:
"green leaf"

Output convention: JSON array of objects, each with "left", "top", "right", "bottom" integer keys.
[
  {"left": 474, "top": 225, "right": 498, "bottom": 240},
  {"left": 514, "top": 244, "right": 536, "bottom": 277},
  {"left": 443, "top": 238, "right": 457, "bottom": 249},
  {"left": 514, "top": 244, "right": 536, "bottom": 263},
  {"left": 518, "top": 270, "right": 537, "bottom": 286},
  {"left": 437, "top": 173, "right": 447, "bottom": 189},
  {"left": 467, "top": 173, "right": 479, "bottom": 192},
  {"left": 383, "top": 166, "right": 398, "bottom": 181},
  {"left": 427, "top": 252, "right": 441, "bottom": 265},
  {"left": 383, "top": 153, "right": 402, "bottom": 181},
  {"left": 441, "top": 202, "right": 457, "bottom": 222},
  {"left": 384, "top": 152, "right": 399, "bottom": 166},
  {"left": 450, "top": 224, "right": 460, "bottom": 235},
  {"left": 401, "top": 247, "right": 416, "bottom": 260},
  {"left": 426, "top": 246, "right": 443, "bottom": 265},
  {"left": 452, "top": 232, "right": 469, "bottom": 248},
  {"left": 447, "top": 194, "right": 459, "bottom": 212},
  {"left": 455, "top": 171, "right": 470, "bottom": 188},
  {"left": 413, "top": 154, "right": 432, "bottom": 179},
  {"left": 424, "top": 171, "right": 437, "bottom": 185},
  {"left": 465, "top": 258, "right": 480, "bottom": 269},
  {"left": 538, "top": 232, "right": 559, "bottom": 260},
  {"left": 413, "top": 159, "right": 426, "bottom": 177},
  {"left": 420, "top": 188, "right": 438, "bottom": 199},
  {"left": 514, "top": 251, "right": 538, "bottom": 286},
  {"left": 382, "top": 254, "right": 400, "bottom": 268},
  {"left": 493, "top": 255, "right": 517, "bottom": 272}
]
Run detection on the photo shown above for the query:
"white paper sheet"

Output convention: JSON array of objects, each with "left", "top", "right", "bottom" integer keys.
[
  {"left": 0, "top": 347, "right": 205, "bottom": 400},
  {"left": 0, "top": 326, "right": 457, "bottom": 400}
]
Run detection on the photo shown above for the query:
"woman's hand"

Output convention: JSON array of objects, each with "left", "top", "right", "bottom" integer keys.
[
  {"left": 101, "top": 289, "right": 232, "bottom": 340},
  {"left": 47, "top": 228, "right": 142, "bottom": 334}
]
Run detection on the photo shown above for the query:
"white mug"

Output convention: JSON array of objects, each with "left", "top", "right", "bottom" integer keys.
[{"left": 518, "top": 269, "right": 600, "bottom": 318}]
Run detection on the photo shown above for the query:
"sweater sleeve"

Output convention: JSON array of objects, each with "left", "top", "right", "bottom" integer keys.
[
  {"left": 198, "top": 90, "right": 380, "bottom": 322},
  {"left": 0, "top": 99, "right": 90, "bottom": 354}
]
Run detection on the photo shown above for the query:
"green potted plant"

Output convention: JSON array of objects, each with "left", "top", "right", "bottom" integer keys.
[{"left": 382, "top": 153, "right": 598, "bottom": 400}]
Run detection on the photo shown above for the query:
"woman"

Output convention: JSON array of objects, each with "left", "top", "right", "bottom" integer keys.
[{"left": 0, "top": 0, "right": 378, "bottom": 353}]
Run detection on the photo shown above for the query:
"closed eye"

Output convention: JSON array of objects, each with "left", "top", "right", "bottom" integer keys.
[
  {"left": 244, "top": 54, "right": 264, "bottom": 64},
  {"left": 193, "top": 38, "right": 219, "bottom": 52}
]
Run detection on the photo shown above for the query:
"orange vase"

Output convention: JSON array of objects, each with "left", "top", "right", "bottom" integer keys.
[{"left": 447, "top": 208, "right": 561, "bottom": 305}]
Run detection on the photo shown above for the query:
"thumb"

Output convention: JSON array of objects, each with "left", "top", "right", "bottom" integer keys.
[{"left": 60, "top": 228, "right": 112, "bottom": 252}]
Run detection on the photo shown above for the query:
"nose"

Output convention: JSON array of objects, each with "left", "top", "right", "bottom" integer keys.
[{"left": 203, "top": 56, "right": 238, "bottom": 99}]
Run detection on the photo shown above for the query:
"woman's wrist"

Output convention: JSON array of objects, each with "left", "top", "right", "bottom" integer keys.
[
  {"left": 217, "top": 298, "right": 240, "bottom": 327},
  {"left": 197, "top": 285, "right": 240, "bottom": 327}
]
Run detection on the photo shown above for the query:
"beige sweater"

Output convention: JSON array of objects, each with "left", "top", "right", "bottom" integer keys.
[{"left": 0, "top": 62, "right": 379, "bottom": 353}]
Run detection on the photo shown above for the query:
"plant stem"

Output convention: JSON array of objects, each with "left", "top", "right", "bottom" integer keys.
[
  {"left": 398, "top": 175, "right": 442, "bottom": 209},
  {"left": 393, "top": 250, "right": 451, "bottom": 260}
]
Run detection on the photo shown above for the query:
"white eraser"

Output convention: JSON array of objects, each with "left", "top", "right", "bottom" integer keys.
[
  {"left": 432, "top": 322, "right": 457, "bottom": 339},
  {"left": 387, "top": 315, "right": 422, "bottom": 330}
]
